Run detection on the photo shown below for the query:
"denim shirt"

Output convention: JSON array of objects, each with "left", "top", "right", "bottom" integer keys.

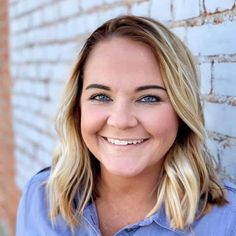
[{"left": 16, "top": 168, "right": 236, "bottom": 236}]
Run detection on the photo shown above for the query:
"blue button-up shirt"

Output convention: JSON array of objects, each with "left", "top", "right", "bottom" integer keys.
[{"left": 16, "top": 168, "right": 236, "bottom": 235}]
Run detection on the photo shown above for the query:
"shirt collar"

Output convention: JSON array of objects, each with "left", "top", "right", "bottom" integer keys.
[
  {"left": 82, "top": 199, "right": 190, "bottom": 236},
  {"left": 151, "top": 205, "right": 192, "bottom": 236}
]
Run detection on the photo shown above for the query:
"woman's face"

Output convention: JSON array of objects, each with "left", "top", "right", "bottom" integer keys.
[{"left": 80, "top": 37, "right": 179, "bottom": 178}]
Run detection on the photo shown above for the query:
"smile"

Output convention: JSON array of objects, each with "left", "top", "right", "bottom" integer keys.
[{"left": 104, "top": 137, "right": 148, "bottom": 146}]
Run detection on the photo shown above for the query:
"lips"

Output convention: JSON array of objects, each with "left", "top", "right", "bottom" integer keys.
[{"left": 104, "top": 137, "right": 148, "bottom": 146}]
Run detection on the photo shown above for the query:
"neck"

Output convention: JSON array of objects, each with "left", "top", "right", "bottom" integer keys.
[{"left": 96, "top": 165, "right": 162, "bottom": 203}]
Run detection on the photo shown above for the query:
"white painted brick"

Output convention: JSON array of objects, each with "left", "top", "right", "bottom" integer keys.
[
  {"left": 97, "top": 7, "right": 128, "bottom": 26},
  {"left": 52, "top": 62, "right": 71, "bottom": 81},
  {"left": 30, "top": 28, "right": 45, "bottom": 44},
  {"left": 12, "top": 32, "right": 27, "bottom": 48},
  {"left": 56, "top": 22, "right": 68, "bottom": 40},
  {"left": 9, "top": 19, "right": 18, "bottom": 34},
  {"left": 19, "top": 15, "right": 31, "bottom": 32},
  {"left": 59, "top": 42, "right": 78, "bottom": 61},
  {"left": 171, "top": 27, "right": 186, "bottom": 42},
  {"left": 26, "top": 64, "right": 39, "bottom": 78},
  {"left": 15, "top": 0, "right": 35, "bottom": 15},
  {"left": 42, "top": 3, "right": 60, "bottom": 23},
  {"left": 31, "top": 10, "right": 44, "bottom": 27},
  {"left": 43, "top": 25, "right": 58, "bottom": 42},
  {"left": 31, "top": 81, "right": 48, "bottom": 98},
  {"left": 220, "top": 144, "right": 236, "bottom": 178},
  {"left": 15, "top": 0, "right": 26, "bottom": 16},
  {"left": 131, "top": 1, "right": 150, "bottom": 16},
  {"left": 32, "top": 46, "right": 47, "bottom": 61},
  {"left": 150, "top": 0, "right": 172, "bottom": 22},
  {"left": 15, "top": 174, "right": 26, "bottom": 191},
  {"left": 187, "top": 21, "right": 236, "bottom": 55},
  {"left": 21, "top": 48, "right": 32, "bottom": 62},
  {"left": 205, "top": 0, "right": 235, "bottom": 13},
  {"left": 39, "top": 134, "right": 56, "bottom": 153},
  {"left": 37, "top": 148, "right": 53, "bottom": 166},
  {"left": 15, "top": 135, "right": 35, "bottom": 156},
  {"left": 213, "top": 63, "right": 236, "bottom": 96},
  {"left": 30, "top": 0, "right": 51, "bottom": 10},
  {"left": 173, "top": 0, "right": 200, "bottom": 20},
  {"left": 104, "top": 0, "right": 119, "bottom": 3},
  {"left": 12, "top": 94, "right": 29, "bottom": 108},
  {"left": 63, "top": 18, "right": 81, "bottom": 39},
  {"left": 10, "top": 65, "right": 20, "bottom": 78},
  {"left": 38, "top": 63, "right": 54, "bottom": 79},
  {"left": 25, "top": 96, "right": 43, "bottom": 113},
  {"left": 9, "top": 34, "right": 18, "bottom": 49},
  {"left": 73, "top": 13, "right": 100, "bottom": 35},
  {"left": 204, "top": 102, "right": 236, "bottom": 137},
  {"left": 11, "top": 50, "right": 22, "bottom": 63},
  {"left": 44, "top": 45, "right": 60, "bottom": 61},
  {"left": 200, "top": 63, "right": 211, "bottom": 94},
  {"left": 8, "top": 4, "right": 17, "bottom": 19},
  {"left": 41, "top": 100, "right": 59, "bottom": 120},
  {"left": 12, "top": 79, "right": 32, "bottom": 94},
  {"left": 206, "top": 138, "right": 218, "bottom": 163},
  {"left": 24, "top": 126, "right": 42, "bottom": 144},
  {"left": 59, "top": 0, "right": 80, "bottom": 18},
  {"left": 23, "top": 112, "right": 49, "bottom": 131},
  {"left": 80, "top": 0, "right": 105, "bottom": 11},
  {"left": 48, "top": 81, "right": 65, "bottom": 103}
]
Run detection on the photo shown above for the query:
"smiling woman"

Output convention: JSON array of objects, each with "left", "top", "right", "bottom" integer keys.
[
  {"left": 16, "top": 16, "right": 236, "bottom": 236},
  {"left": 80, "top": 37, "right": 179, "bottom": 180}
]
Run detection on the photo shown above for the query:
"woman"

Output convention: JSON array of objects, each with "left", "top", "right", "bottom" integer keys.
[{"left": 16, "top": 15, "right": 236, "bottom": 236}]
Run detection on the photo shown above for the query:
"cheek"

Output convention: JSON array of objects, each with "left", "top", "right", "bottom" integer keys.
[
  {"left": 143, "top": 106, "right": 179, "bottom": 138},
  {"left": 81, "top": 105, "right": 108, "bottom": 135}
]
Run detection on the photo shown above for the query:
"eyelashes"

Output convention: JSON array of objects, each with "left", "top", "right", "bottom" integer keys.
[
  {"left": 138, "top": 95, "right": 161, "bottom": 103},
  {"left": 88, "top": 93, "right": 161, "bottom": 104},
  {"left": 89, "top": 94, "right": 112, "bottom": 102}
]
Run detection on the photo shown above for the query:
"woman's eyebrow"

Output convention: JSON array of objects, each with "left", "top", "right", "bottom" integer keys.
[
  {"left": 85, "top": 84, "right": 110, "bottom": 91},
  {"left": 85, "top": 84, "right": 166, "bottom": 91},
  {"left": 135, "top": 85, "right": 166, "bottom": 91}
]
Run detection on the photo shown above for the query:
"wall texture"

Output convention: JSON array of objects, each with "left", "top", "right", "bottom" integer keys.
[
  {"left": 0, "top": 0, "right": 20, "bottom": 235},
  {"left": 1, "top": 0, "right": 236, "bottom": 234}
]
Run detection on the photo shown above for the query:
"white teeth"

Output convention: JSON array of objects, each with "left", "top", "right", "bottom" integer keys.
[{"left": 106, "top": 138, "right": 144, "bottom": 146}]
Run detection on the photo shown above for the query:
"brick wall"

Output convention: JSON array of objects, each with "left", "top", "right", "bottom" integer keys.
[
  {"left": 0, "top": 0, "right": 20, "bottom": 235},
  {"left": 3, "top": 0, "right": 236, "bottom": 234}
]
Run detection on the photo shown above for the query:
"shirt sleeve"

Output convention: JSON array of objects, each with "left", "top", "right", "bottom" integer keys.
[
  {"left": 16, "top": 170, "right": 50, "bottom": 236},
  {"left": 16, "top": 179, "right": 31, "bottom": 236}
]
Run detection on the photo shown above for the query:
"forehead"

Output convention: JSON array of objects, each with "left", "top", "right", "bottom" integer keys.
[{"left": 83, "top": 37, "right": 164, "bottom": 88}]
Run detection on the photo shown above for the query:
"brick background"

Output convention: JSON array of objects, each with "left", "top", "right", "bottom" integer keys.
[
  {"left": 0, "top": 0, "right": 236, "bottom": 235},
  {"left": 0, "top": 0, "right": 20, "bottom": 235}
]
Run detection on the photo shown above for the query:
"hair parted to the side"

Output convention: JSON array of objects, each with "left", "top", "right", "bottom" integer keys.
[{"left": 47, "top": 15, "right": 227, "bottom": 231}]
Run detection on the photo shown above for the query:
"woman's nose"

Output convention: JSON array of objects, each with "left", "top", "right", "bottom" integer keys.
[{"left": 107, "top": 103, "right": 138, "bottom": 129}]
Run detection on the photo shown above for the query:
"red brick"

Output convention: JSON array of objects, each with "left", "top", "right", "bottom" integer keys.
[{"left": 0, "top": 1, "right": 20, "bottom": 236}]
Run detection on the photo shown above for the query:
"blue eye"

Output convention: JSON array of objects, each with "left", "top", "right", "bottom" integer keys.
[
  {"left": 89, "top": 94, "right": 111, "bottom": 102},
  {"left": 139, "top": 95, "right": 160, "bottom": 103}
]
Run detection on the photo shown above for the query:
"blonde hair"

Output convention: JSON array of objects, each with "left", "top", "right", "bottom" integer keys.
[{"left": 47, "top": 15, "right": 226, "bottom": 231}]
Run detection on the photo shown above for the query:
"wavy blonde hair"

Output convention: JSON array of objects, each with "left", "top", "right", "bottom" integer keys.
[{"left": 47, "top": 15, "right": 226, "bottom": 231}]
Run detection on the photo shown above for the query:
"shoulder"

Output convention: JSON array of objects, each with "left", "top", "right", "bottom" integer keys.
[
  {"left": 224, "top": 180, "right": 236, "bottom": 209},
  {"left": 193, "top": 181, "right": 236, "bottom": 235},
  {"left": 29, "top": 167, "right": 51, "bottom": 185},
  {"left": 18, "top": 167, "right": 51, "bottom": 209},
  {"left": 16, "top": 167, "right": 52, "bottom": 235}
]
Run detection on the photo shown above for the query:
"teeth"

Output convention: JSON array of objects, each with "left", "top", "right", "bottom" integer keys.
[{"left": 106, "top": 138, "right": 144, "bottom": 146}]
